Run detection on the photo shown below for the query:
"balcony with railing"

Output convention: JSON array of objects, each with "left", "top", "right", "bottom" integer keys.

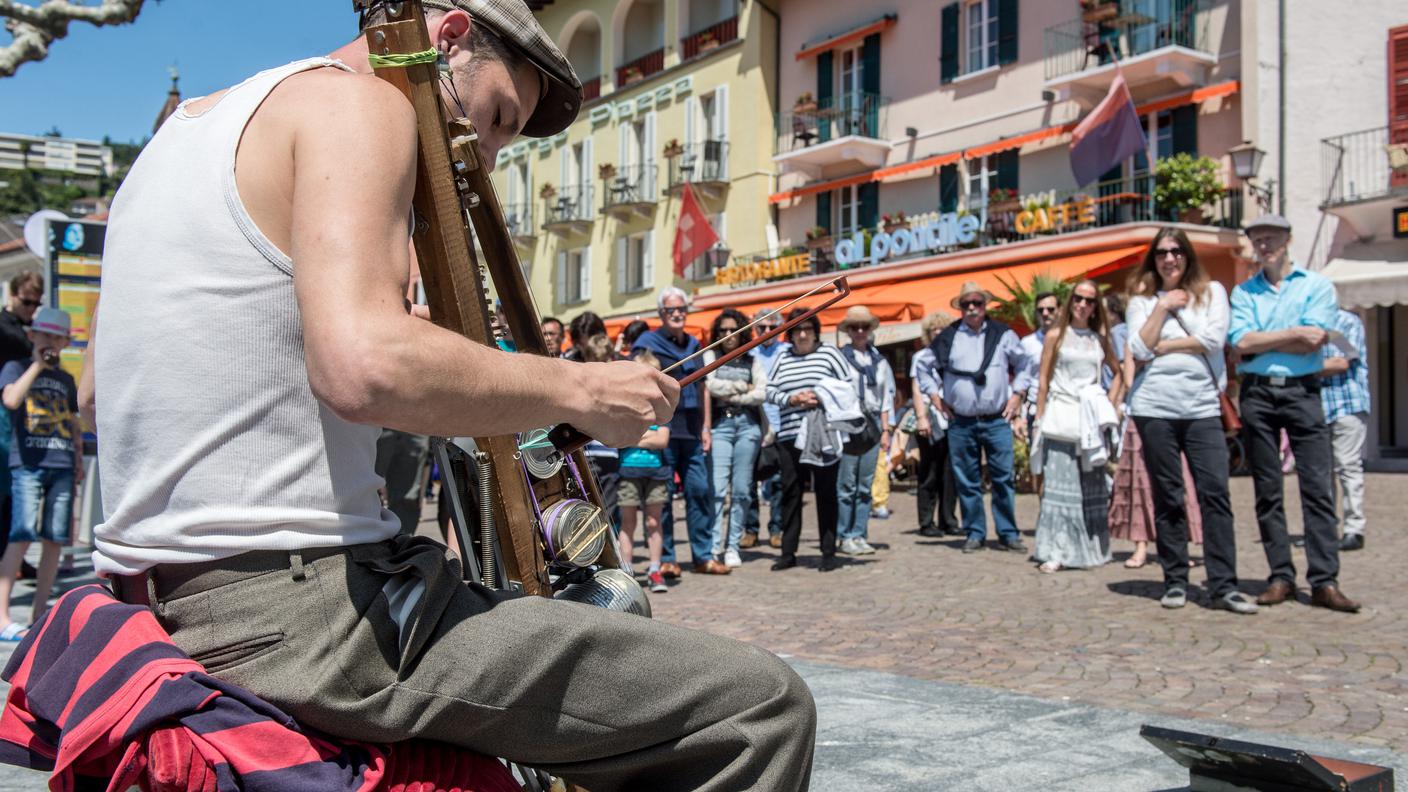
[
  {"left": 1319, "top": 126, "right": 1408, "bottom": 239},
  {"left": 601, "top": 163, "right": 658, "bottom": 219},
  {"left": 1044, "top": 0, "right": 1212, "bottom": 103},
  {"left": 773, "top": 93, "right": 890, "bottom": 178},
  {"left": 680, "top": 16, "right": 739, "bottom": 60},
  {"left": 581, "top": 76, "right": 601, "bottom": 102},
  {"left": 503, "top": 201, "right": 534, "bottom": 243},
  {"left": 541, "top": 183, "right": 594, "bottom": 236},
  {"left": 667, "top": 140, "right": 729, "bottom": 197},
  {"left": 615, "top": 48, "right": 665, "bottom": 87}
]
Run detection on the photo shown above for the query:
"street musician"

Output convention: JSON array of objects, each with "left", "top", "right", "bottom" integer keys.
[{"left": 83, "top": 1, "right": 816, "bottom": 789}]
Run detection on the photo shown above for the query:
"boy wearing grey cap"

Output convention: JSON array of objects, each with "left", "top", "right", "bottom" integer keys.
[{"left": 90, "top": 2, "right": 815, "bottom": 790}]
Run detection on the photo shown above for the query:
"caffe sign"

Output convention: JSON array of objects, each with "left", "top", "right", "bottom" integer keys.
[
  {"left": 1014, "top": 197, "right": 1097, "bottom": 234},
  {"left": 715, "top": 252, "right": 812, "bottom": 287},
  {"left": 834, "top": 211, "right": 985, "bottom": 268}
]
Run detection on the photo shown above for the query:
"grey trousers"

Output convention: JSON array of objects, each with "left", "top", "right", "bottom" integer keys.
[
  {"left": 1330, "top": 413, "right": 1367, "bottom": 536},
  {"left": 148, "top": 537, "right": 816, "bottom": 792}
]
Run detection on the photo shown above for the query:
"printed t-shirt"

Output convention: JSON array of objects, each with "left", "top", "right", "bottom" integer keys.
[{"left": 0, "top": 359, "right": 78, "bottom": 469}]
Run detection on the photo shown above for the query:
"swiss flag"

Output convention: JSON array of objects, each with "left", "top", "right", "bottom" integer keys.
[{"left": 672, "top": 182, "right": 719, "bottom": 276}]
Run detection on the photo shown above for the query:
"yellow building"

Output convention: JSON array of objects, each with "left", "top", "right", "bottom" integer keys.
[{"left": 491, "top": 0, "right": 778, "bottom": 323}]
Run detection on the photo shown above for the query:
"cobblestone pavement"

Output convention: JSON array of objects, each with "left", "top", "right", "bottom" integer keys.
[{"left": 648, "top": 472, "right": 1408, "bottom": 753}]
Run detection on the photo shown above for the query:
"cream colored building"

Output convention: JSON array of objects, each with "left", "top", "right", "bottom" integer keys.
[{"left": 492, "top": 0, "right": 778, "bottom": 322}]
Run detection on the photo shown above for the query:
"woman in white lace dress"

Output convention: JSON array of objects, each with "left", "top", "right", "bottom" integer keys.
[{"left": 1032, "top": 280, "right": 1125, "bottom": 572}]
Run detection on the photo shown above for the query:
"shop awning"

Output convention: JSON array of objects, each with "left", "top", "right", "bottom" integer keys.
[
  {"left": 605, "top": 244, "right": 1146, "bottom": 343},
  {"left": 795, "top": 15, "right": 896, "bottom": 61},
  {"left": 1322, "top": 258, "right": 1408, "bottom": 309}
]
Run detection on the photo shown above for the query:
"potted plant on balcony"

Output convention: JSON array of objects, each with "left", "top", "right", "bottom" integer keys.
[
  {"left": 539, "top": 182, "right": 557, "bottom": 200},
  {"left": 804, "top": 225, "right": 831, "bottom": 249},
  {"left": 794, "top": 91, "right": 817, "bottom": 114},
  {"left": 1154, "top": 152, "right": 1225, "bottom": 224},
  {"left": 698, "top": 29, "right": 720, "bottom": 52},
  {"left": 881, "top": 211, "right": 910, "bottom": 232},
  {"left": 1081, "top": 0, "right": 1119, "bottom": 24},
  {"left": 988, "top": 187, "right": 1021, "bottom": 214},
  {"left": 598, "top": 162, "right": 617, "bottom": 181},
  {"left": 621, "top": 65, "right": 644, "bottom": 85},
  {"left": 663, "top": 138, "right": 685, "bottom": 159}
]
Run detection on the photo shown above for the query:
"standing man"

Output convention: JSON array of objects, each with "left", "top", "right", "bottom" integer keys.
[
  {"left": 913, "top": 311, "right": 961, "bottom": 538},
  {"left": 1320, "top": 307, "right": 1370, "bottom": 552},
  {"left": 1020, "top": 292, "right": 1059, "bottom": 449},
  {"left": 836, "top": 306, "right": 893, "bottom": 556},
  {"left": 743, "top": 307, "right": 787, "bottom": 549},
  {"left": 933, "top": 283, "right": 1030, "bottom": 554},
  {"left": 540, "top": 316, "right": 564, "bottom": 357},
  {"left": 1229, "top": 215, "right": 1359, "bottom": 612},
  {"left": 633, "top": 287, "right": 725, "bottom": 575},
  {"left": 0, "top": 272, "right": 45, "bottom": 576}
]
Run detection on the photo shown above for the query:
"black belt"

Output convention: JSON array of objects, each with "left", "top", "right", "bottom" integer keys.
[
  {"left": 954, "top": 411, "right": 1005, "bottom": 422},
  {"left": 112, "top": 545, "right": 351, "bottom": 607},
  {"left": 1243, "top": 373, "right": 1319, "bottom": 389},
  {"left": 716, "top": 405, "right": 754, "bottom": 419}
]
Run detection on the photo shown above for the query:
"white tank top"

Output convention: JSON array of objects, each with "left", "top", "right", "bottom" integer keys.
[{"left": 93, "top": 58, "right": 400, "bottom": 575}]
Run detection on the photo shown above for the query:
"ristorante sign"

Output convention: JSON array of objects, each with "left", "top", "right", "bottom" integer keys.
[
  {"left": 715, "top": 251, "right": 812, "bottom": 286},
  {"left": 834, "top": 211, "right": 986, "bottom": 268}
]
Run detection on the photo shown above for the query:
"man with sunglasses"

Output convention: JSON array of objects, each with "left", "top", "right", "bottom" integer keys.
[
  {"left": 0, "top": 272, "right": 46, "bottom": 573},
  {"left": 1020, "top": 292, "right": 1061, "bottom": 445},
  {"left": 932, "top": 282, "right": 1032, "bottom": 554},
  {"left": 743, "top": 307, "right": 789, "bottom": 549}
]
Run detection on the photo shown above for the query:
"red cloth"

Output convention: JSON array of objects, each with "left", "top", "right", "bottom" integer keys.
[
  {"left": 672, "top": 182, "right": 719, "bottom": 276},
  {"left": 0, "top": 585, "right": 519, "bottom": 792}
]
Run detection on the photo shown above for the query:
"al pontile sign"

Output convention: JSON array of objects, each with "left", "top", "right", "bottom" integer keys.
[
  {"left": 715, "top": 251, "right": 812, "bottom": 286},
  {"left": 835, "top": 211, "right": 985, "bottom": 267}
]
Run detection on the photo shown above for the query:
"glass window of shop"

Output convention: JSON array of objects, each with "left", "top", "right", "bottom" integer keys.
[
  {"left": 965, "top": 0, "right": 999, "bottom": 74},
  {"left": 966, "top": 154, "right": 999, "bottom": 209},
  {"left": 836, "top": 184, "right": 860, "bottom": 239}
]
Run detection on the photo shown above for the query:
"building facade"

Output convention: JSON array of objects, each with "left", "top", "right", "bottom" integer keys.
[
  {"left": 0, "top": 133, "right": 114, "bottom": 180},
  {"left": 492, "top": 0, "right": 778, "bottom": 322}
]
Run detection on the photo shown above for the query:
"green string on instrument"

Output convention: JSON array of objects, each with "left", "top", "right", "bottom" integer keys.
[{"left": 367, "top": 49, "right": 438, "bottom": 68}]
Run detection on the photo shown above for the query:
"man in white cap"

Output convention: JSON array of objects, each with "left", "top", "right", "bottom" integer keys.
[
  {"left": 836, "top": 305, "right": 894, "bottom": 555},
  {"left": 931, "top": 282, "right": 1031, "bottom": 554},
  {"left": 87, "top": 1, "right": 816, "bottom": 788},
  {"left": 1229, "top": 214, "right": 1359, "bottom": 613}
]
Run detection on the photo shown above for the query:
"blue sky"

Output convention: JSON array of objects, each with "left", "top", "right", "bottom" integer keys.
[{"left": 1, "top": 1, "right": 360, "bottom": 144}]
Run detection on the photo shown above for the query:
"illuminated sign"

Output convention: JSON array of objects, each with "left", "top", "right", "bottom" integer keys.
[
  {"left": 834, "top": 211, "right": 984, "bottom": 267},
  {"left": 1014, "top": 197, "right": 1097, "bottom": 235},
  {"left": 1395, "top": 206, "right": 1407, "bottom": 239},
  {"left": 715, "top": 252, "right": 812, "bottom": 286}
]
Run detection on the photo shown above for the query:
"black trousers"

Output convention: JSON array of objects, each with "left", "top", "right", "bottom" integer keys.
[
  {"left": 916, "top": 434, "right": 960, "bottom": 533},
  {"left": 1240, "top": 379, "right": 1340, "bottom": 589},
  {"left": 1134, "top": 416, "right": 1238, "bottom": 596},
  {"left": 778, "top": 441, "right": 838, "bottom": 563}
]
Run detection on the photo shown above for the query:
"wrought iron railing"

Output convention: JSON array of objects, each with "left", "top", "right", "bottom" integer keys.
[
  {"left": 775, "top": 92, "right": 888, "bottom": 154},
  {"left": 581, "top": 76, "right": 601, "bottom": 102},
  {"left": 601, "top": 163, "right": 658, "bottom": 209},
  {"left": 542, "top": 183, "right": 593, "bottom": 226},
  {"left": 502, "top": 202, "right": 534, "bottom": 238},
  {"left": 668, "top": 140, "right": 729, "bottom": 189},
  {"left": 1320, "top": 126, "right": 1403, "bottom": 206},
  {"left": 616, "top": 47, "right": 665, "bottom": 87},
  {"left": 680, "top": 16, "right": 739, "bottom": 60},
  {"left": 1044, "top": 0, "right": 1208, "bottom": 81}
]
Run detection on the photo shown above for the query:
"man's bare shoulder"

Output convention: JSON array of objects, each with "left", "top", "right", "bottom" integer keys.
[{"left": 271, "top": 67, "right": 415, "bottom": 136}]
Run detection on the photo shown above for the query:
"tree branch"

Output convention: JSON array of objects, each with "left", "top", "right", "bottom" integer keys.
[{"left": 1, "top": 0, "right": 146, "bottom": 78}]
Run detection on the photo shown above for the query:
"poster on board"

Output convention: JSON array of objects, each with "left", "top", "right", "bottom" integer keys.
[{"left": 45, "top": 218, "right": 103, "bottom": 444}]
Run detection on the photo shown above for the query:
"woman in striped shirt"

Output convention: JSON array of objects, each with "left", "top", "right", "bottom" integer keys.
[{"left": 765, "top": 308, "right": 855, "bottom": 572}]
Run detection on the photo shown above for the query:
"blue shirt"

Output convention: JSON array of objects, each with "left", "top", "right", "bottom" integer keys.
[
  {"left": 938, "top": 321, "right": 1031, "bottom": 417},
  {"left": 1229, "top": 265, "right": 1338, "bottom": 377},
  {"left": 752, "top": 339, "right": 790, "bottom": 433},
  {"left": 1103, "top": 322, "right": 1128, "bottom": 389},
  {"left": 910, "top": 348, "right": 940, "bottom": 398},
  {"left": 0, "top": 360, "right": 79, "bottom": 470},
  {"left": 1321, "top": 309, "right": 1370, "bottom": 423},
  {"left": 633, "top": 328, "right": 703, "bottom": 439}
]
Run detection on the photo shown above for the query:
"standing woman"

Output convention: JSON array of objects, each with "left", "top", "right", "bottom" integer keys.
[
  {"left": 1126, "top": 228, "right": 1255, "bottom": 614},
  {"left": 765, "top": 308, "right": 855, "bottom": 572},
  {"left": 1032, "top": 280, "right": 1123, "bottom": 572},
  {"left": 702, "top": 309, "right": 766, "bottom": 568}
]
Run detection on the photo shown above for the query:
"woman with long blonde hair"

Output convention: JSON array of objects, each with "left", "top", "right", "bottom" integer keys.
[{"left": 1031, "top": 280, "right": 1124, "bottom": 572}]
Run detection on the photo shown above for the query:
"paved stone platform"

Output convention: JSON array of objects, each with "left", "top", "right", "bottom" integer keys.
[{"left": 649, "top": 473, "right": 1408, "bottom": 755}]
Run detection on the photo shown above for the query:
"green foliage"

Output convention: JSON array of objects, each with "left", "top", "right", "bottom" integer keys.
[
  {"left": 989, "top": 271, "right": 1077, "bottom": 330},
  {"left": 0, "top": 169, "right": 88, "bottom": 215},
  {"left": 1153, "top": 153, "right": 1224, "bottom": 214}
]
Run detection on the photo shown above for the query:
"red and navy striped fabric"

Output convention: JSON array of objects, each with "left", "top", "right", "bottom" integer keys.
[{"left": 0, "top": 584, "right": 520, "bottom": 792}]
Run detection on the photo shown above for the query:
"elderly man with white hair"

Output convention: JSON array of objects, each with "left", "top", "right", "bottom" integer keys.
[{"left": 632, "top": 287, "right": 727, "bottom": 576}]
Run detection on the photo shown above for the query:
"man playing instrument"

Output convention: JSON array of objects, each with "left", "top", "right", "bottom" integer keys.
[{"left": 82, "top": 1, "right": 816, "bottom": 790}]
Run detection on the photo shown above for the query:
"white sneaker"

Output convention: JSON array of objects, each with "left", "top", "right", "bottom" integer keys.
[
  {"left": 724, "top": 548, "right": 743, "bottom": 568},
  {"left": 838, "top": 538, "right": 858, "bottom": 555},
  {"left": 855, "top": 539, "right": 877, "bottom": 555}
]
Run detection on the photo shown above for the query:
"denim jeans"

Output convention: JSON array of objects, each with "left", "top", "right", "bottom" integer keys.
[
  {"left": 659, "top": 437, "right": 716, "bottom": 566},
  {"left": 709, "top": 413, "right": 762, "bottom": 555},
  {"left": 9, "top": 466, "right": 74, "bottom": 544},
  {"left": 836, "top": 440, "right": 880, "bottom": 541},
  {"left": 947, "top": 416, "right": 1019, "bottom": 542}
]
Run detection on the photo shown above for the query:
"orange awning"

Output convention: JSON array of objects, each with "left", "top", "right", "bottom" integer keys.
[
  {"left": 604, "top": 244, "right": 1146, "bottom": 344},
  {"left": 795, "top": 15, "right": 897, "bottom": 61}
]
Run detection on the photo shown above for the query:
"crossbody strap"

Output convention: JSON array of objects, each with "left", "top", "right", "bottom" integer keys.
[{"left": 1167, "top": 312, "right": 1223, "bottom": 396}]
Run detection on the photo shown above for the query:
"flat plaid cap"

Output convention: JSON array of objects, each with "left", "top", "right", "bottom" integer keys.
[{"left": 423, "top": 0, "right": 582, "bottom": 137}]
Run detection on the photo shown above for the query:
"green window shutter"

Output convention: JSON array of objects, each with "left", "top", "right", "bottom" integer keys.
[
  {"left": 940, "top": 3, "right": 959, "bottom": 83},
  {"left": 859, "top": 182, "right": 879, "bottom": 229},
  {"left": 862, "top": 33, "right": 882, "bottom": 135},
  {"left": 817, "top": 50, "right": 834, "bottom": 143},
  {"left": 939, "top": 163, "right": 959, "bottom": 212},
  {"left": 997, "top": 0, "right": 1019, "bottom": 65},
  {"left": 996, "top": 149, "right": 1020, "bottom": 191},
  {"left": 816, "top": 191, "right": 832, "bottom": 234},
  {"left": 1171, "top": 105, "right": 1198, "bottom": 155}
]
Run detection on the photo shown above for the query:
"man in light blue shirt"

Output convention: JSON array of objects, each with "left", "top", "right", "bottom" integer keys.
[
  {"left": 1228, "top": 215, "right": 1359, "bottom": 613},
  {"left": 932, "top": 282, "right": 1031, "bottom": 553},
  {"left": 743, "top": 307, "right": 789, "bottom": 548}
]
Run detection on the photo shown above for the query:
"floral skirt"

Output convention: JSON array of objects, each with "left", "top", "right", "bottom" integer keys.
[
  {"left": 1034, "top": 440, "right": 1111, "bottom": 568},
  {"left": 1108, "top": 420, "right": 1203, "bottom": 544}
]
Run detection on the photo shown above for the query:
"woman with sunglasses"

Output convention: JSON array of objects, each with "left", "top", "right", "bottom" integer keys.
[
  {"left": 701, "top": 309, "right": 766, "bottom": 568},
  {"left": 1126, "top": 228, "right": 1255, "bottom": 614},
  {"left": 1031, "top": 280, "right": 1123, "bottom": 573}
]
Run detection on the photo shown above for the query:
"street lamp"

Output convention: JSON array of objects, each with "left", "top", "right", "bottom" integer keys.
[{"left": 1228, "top": 140, "right": 1275, "bottom": 212}]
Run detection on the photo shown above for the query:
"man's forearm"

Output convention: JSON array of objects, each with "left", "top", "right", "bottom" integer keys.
[
  {"left": 1320, "top": 357, "right": 1351, "bottom": 377},
  {"left": 1234, "top": 329, "right": 1301, "bottom": 355}
]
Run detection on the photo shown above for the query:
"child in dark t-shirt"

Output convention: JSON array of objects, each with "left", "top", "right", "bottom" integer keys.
[{"left": 0, "top": 308, "right": 83, "bottom": 640}]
